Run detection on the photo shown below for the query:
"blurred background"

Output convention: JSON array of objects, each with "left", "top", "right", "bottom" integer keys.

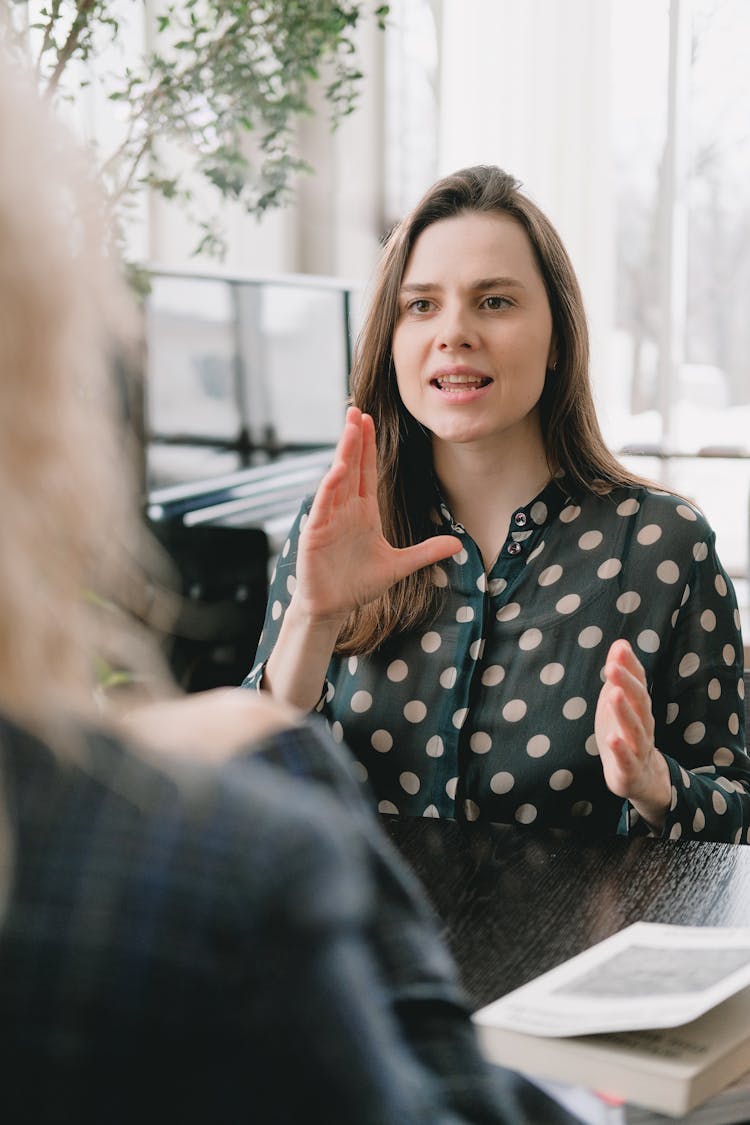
[{"left": 9, "top": 0, "right": 750, "bottom": 684}]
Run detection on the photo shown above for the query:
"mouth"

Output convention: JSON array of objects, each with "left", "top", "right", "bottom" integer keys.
[{"left": 431, "top": 368, "right": 493, "bottom": 393}]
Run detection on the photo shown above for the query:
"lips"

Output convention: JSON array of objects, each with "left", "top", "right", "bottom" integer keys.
[{"left": 430, "top": 367, "right": 492, "bottom": 392}]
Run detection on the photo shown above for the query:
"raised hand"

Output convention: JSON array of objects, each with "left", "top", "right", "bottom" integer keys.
[
  {"left": 294, "top": 406, "right": 461, "bottom": 625},
  {"left": 594, "top": 639, "right": 672, "bottom": 830}
]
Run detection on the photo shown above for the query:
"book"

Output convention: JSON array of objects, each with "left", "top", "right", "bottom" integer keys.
[{"left": 472, "top": 923, "right": 750, "bottom": 1118}]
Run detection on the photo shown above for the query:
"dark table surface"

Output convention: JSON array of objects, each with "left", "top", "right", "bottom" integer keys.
[{"left": 382, "top": 815, "right": 750, "bottom": 1012}]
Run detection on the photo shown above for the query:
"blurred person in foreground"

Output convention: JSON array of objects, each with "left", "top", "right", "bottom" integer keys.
[{"left": 0, "top": 59, "right": 580, "bottom": 1125}]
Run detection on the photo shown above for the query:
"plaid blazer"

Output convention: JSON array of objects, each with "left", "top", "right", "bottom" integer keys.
[{"left": 0, "top": 712, "right": 568, "bottom": 1124}]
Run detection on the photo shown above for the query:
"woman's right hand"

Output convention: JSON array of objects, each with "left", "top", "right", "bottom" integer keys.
[{"left": 293, "top": 407, "right": 461, "bottom": 625}]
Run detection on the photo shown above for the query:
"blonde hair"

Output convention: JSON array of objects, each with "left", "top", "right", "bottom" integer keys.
[
  {"left": 0, "top": 60, "right": 169, "bottom": 730},
  {"left": 338, "top": 165, "right": 653, "bottom": 655}
]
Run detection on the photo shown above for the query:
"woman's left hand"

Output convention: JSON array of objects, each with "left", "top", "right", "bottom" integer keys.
[{"left": 594, "top": 639, "right": 672, "bottom": 830}]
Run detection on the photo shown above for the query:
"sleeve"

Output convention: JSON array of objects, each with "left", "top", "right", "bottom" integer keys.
[
  {"left": 229, "top": 738, "right": 539, "bottom": 1125},
  {"left": 231, "top": 723, "right": 578, "bottom": 1125},
  {"left": 644, "top": 529, "right": 748, "bottom": 843},
  {"left": 241, "top": 497, "right": 332, "bottom": 714}
]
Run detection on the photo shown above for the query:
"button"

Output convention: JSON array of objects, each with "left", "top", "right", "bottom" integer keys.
[
  {"left": 514, "top": 511, "right": 528, "bottom": 527},
  {"left": 507, "top": 542, "right": 522, "bottom": 556}
]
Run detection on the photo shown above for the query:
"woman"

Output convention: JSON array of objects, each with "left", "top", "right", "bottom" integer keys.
[
  {"left": 0, "top": 63, "right": 566, "bottom": 1123},
  {"left": 246, "top": 164, "right": 749, "bottom": 843}
]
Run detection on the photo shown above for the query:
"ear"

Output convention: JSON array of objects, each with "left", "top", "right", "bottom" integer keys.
[{"left": 547, "top": 339, "right": 558, "bottom": 372}]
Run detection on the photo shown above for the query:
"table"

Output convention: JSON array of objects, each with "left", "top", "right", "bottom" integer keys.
[{"left": 382, "top": 815, "right": 750, "bottom": 1011}]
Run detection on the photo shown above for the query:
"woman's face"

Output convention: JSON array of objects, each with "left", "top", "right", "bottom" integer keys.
[{"left": 391, "top": 211, "right": 556, "bottom": 455}]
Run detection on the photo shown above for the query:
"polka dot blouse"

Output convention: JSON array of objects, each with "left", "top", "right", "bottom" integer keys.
[{"left": 245, "top": 476, "right": 749, "bottom": 843}]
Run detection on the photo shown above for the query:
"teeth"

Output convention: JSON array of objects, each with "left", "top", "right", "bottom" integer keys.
[{"left": 436, "top": 375, "right": 489, "bottom": 391}]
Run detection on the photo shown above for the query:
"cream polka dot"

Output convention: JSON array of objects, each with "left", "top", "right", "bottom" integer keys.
[
  {"left": 502, "top": 699, "right": 527, "bottom": 722},
  {"left": 563, "top": 697, "right": 587, "bottom": 720},
  {"left": 423, "top": 805, "right": 439, "bottom": 818},
  {"left": 540, "top": 663, "right": 565, "bottom": 685},
  {"left": 421, "top": 631, "right": 442, "bottom": 653},
  {"left": 271, "top": 600, "right": 283, "bottom": 621},
  {"left": 636, "top": 630, "right": 660, "bottom": 653},
  {"left": 700, "top": 610, "right": 716, "bottom": 632},
  {"left": 571, "top": 801, "right": 593, "bottom": 817},
  {"left": 549, "top": 769, "right": 573, "bottom": 790},
  {"left": 452, "top": 708, "right": 469, "bottom": 728},
  {"left": 464, "top": 799, "right": 480, "bottom": 822},
  {"left": 440, "top": 666, "right": 458, "bottom": 689},
  {"left": 617, "top": 498, "right": 640, "bottom": 517},
  {"left": 723, "top": 644, "right": 735, "bottom": 666},
  {"left": 488, "top": 577, "right": 507, "bottom": 595},
  {"left": 669, "top": 823, "right": 683, "bottom": 841},
  {"left": 400, "top": 771, "right": 420, "bottom": 795},
  {"left": 657, "top": 560, "right": 680, "bottom": 584},
  {"left": 490, "top": 771, "right": 515, "bottom": 794},
  {"left": 666, "top": 703, "right": 679, "bottom": 724},
  {"left": 378, "top": 800, "right": 399, "bottom": 814},
  {"left": 585, "top": 734, "right": 599, "bottom": 756},
  {"left": 740, "top": 678, "right": 746, "bottom": 699},
  {"left": 578, "top": 626, "right": 603, "bottom": 649},
  {"left": 526, "top": 734, "right": 550, "bottom": 757},
  {"left": 616, "top": 591, "right": 641, "bottom": 613},
  {"left": 519, "top": 628, "right": 543, "bottom": 651},
  {"left": 497, "top": 602, "right": 521, "bottom": 622},
  {"left": 526, "top": 542, "right": 545, "bottom": 564},
  {"left": 325, "top": 682, "right": 336, "bottom": 702},
  {"left": 456, "top": 606, "right": 474, "bottom": 623},
  {"left": 708, "top": 678, "right": 721, "bottom": 701},
  {"left": 351, "top": 690, "right": 373, "bottom": 713},
  {"left": 676, "top": 504, "right": 697, "bottom": 521},
  {"left": 482, "top": 665, "right": 505, "bottom": 686},
  {"left": 286, "top": 575, "right": 297, "bottom": 595},
  {"left": 432, "top": 565, "right": 449, "bottom": 587},
  {"left": 470, "top": 731, "right": 492, "bottom": 754},
  {"left": 693, "top": 542, "right": 709, "bottom": 562},
  {"left": 530, "top": 501, "right": 548, "bottom": 524},
  {"left": 684, "top": 722, "right": 705, "bottom": 745},
  {"left": 717, "top": 777, "right": 736, "bottom": 794},
  {"left": 556, "top": 593, "right": 581, "bottom": 614},
  {"left": 404, "top": 699, "right": 427, "bottom": 723},
  {"left": 454, "top": 547, "right": 468, "bottom": 565},
  {"left": 560, "top": 504, "right": 581, "bottom": 523},
  {"left": 729, "top": 713, "right": 740, "bottom": 736},
  {"left": 539, "top": 564, "right": 563, "bottom": 586},
  {"left": 637, "top": 524, "right": 662, "bottom": 545},
  {"left": 469, "top": 639, "right": 485, "bottom": 661},
  {"left": 351, "top": 761, "right": 368, "bottom": 783},
  {"left": 693, "top": 808, "right": 706, "bottom": 832},
  {"left": 331, "top": 721, "right": 344, "bottom": 743},
  {"left": 680, "top": 585, "right": 690, "bottom": 606},
  {"left": 712, "top": 790, "right": 728, "bottom": 815},
  {"left": 671, "top": 610, "right": 679, "bottom": 628},
  {"left": 426, "top": 735, "right": 444, "bottom": 757},
  {"left": 347, "top": 655, "right": 358, "bottom": 674},
  {"left": 387, "top": 660, "right": 409, "bottom": 682},
  {"left": 445, "top": 777, "right": 458, "bottom": 800},
  {"left": 371, "top": 729, "right": 393, "bottom": 753},
  {"left": 515, "top": 804, "right": 538, "bottom": 824},
  {"left": 597, "top": 558, "right": 622, "bottom": 579},
  {"left": 679, "top": 653, "right": 700, "bottom": 677},
  {"left": 579, "top": 530, "right": 603, "bottom": 550},
  {"left": 670, "top": 786, "right": 678, "bottom": 812},
  {"left": 713, "top": 747, "right": 734, "bottom": 767},
  {"left": 476, "top": 573, "right": 487, "bottom": 593}
]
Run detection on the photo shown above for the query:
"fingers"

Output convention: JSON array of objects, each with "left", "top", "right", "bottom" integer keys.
[
  {"left": 359, "top": 411, "right": 377, "bottom": 500},
  {"left": 307, "top": 408, "right": 364, "bottom": 527},
  {"left": 391, "top": 535, "right": 462, "bottom": 583}
]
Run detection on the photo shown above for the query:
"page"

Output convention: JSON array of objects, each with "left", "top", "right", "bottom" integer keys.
[{"left": 474, "top": 923, "right": 750, "bottom": 1037}]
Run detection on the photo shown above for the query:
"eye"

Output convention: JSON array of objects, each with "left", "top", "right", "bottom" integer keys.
[
  {"left": 480, "top": 295, "right": 512, "bottom": 311},
  {"left": 406, "top": 297, "right": 435, "bottom": 314}
]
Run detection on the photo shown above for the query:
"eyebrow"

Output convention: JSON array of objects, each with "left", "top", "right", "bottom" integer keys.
[{"left": 399, "top": 276, "right": 527, "bottom": 293}]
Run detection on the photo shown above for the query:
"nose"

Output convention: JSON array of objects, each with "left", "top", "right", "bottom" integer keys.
[{"left": 436, "top": 304, "right": 477, "bottom": 351}]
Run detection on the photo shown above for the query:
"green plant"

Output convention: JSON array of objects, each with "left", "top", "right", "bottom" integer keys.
[{"left": 7, "top": 0, "right": 389, "bottom": 256}]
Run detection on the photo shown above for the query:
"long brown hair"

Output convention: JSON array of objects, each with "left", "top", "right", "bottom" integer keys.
[{"left": 336, "top": 165, "right": 650, "bottom": 655}]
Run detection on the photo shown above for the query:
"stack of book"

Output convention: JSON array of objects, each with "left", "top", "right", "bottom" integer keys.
[{"left": 472, "top": 922, "right": 750, "bottom": 1122}]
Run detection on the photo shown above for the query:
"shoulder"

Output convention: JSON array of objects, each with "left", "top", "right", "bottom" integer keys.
[{"left": 579, "top": 484, "right": 715, "bottom": 547}]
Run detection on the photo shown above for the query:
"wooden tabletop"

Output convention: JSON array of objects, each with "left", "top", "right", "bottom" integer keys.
[{"left": 382, "top": 815, "right": 750, "bottom": 1011}]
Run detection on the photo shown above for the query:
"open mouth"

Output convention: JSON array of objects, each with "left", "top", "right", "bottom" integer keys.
[{"left": 432, "top": 374, "right": 492, "bottom": 392}]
